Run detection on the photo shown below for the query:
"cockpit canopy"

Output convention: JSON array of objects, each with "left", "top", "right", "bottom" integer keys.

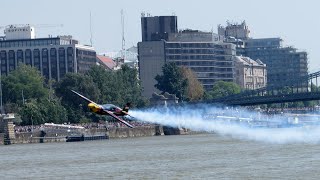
[{"left": 101, "top": 104, "right": 121, "bottom": 111}]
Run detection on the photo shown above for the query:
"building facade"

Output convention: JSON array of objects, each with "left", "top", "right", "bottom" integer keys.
[
  {"left": 219, "top": 22, "right": 308, "bottom": 87},
  {"left": 234, "top": 56, "right": 267, "bottom": 89},
  {"left": 165, "top": 31, "right": 236, "bottom": 90},
  {"left": 141, "top": 14, "right": 178, "bottom": 42},
  {"left": 138, "top": 15, "right": 237, "bottom": 98},
  {"left": 0, "top": 35, "right": 96, "bottom": 81},
  {"left": 138, "top": 41, "right": 166, "bottom": 97},
  {"left": 243, "top": 38, "right": 308, "bottom": 86}
]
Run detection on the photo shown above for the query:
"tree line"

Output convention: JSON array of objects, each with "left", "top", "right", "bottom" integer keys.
[
  {"left": 2, "top": 64, "right": 147, "bottom": 125},
  {"left": 1, "top": 62, "right": 259, "bottom": 125}
]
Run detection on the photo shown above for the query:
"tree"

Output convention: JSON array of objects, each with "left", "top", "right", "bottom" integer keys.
[
  {"left": 55, "top": 73, "right": 100, "bottom": 123},
  {"left": 86, "top": 64, "right": 147, "bottom": 107},
  {"left": 155, "top": 62, "right": 188, "bottom": 101},
  {"left": 20, "top": 99, "right": 44, "bottom": 125},
  {"left": 2, "top": 64, "right": 49, "bottom": 105},
  {"left": 39, "top": 98, "right": 68, "bottom": 124},
  {"left": 204, "top": 81, "right": 241, "bottom": 99},
  {"left": 115, "top": 65, "right": 147, "bottom": 107},
  {"left": 180, "top": 67, "right": 204, "bottom": 101}
]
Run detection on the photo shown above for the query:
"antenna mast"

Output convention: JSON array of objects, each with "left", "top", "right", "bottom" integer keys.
[
  {"left": 90, "top": 11, "right": 93, "bottom": 47},
  {"left": 121, "top": 9, "right": 125, "bottom": 60}
]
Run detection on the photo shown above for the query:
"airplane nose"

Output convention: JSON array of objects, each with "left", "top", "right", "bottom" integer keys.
[
  {"left": 88, "top": 103, "right": 94, "bottom": 108},
  {"left": 88, "top": 103, "right": 98, "bottom": 112}
]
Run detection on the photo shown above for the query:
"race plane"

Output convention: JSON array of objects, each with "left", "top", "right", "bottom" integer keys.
[{"left": 71, "top": 90, "right": 134, "bottom": 128}]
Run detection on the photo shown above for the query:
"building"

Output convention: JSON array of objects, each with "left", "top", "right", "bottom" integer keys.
[
  {"left": 138, "top": 41, "right": 166, "bottom": 97},
  {"left": 234, "top": 56, "right": 267, "bottom": 89},
  {"left": 243, "top": 38, "right": 308, "bottom": 86},
  {"left": 219, "top": 22, "right": 308, "bottom": 87},
  {"left": 218, "top": 21, "right": 250, "bottom": 40},
  {"left": 0, "top": 25, "right": 96, "bottom": 81},
  {"left": 101, "top": 46, "right": 138, "bottom": 69},
  {"left": 141, "top": 14, "right": 178, "bottom": 42},
  {"left": 138, "top": 15, "right": 237, "bottom": 98},
  {"left": 96, "top": 55, "right": 117, "bottom": 71},
  {"left": 165, "top": 30, "right": 236, "bottom": 90}
]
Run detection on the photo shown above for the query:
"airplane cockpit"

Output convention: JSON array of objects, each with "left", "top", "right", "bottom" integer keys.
[{"left": 101, "top": 104, "right": 121, "bottom": 111}]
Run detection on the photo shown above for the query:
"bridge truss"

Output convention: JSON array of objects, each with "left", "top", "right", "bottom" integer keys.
[{"left": 209, "top": 71, "right": 320, "bottom": 106}]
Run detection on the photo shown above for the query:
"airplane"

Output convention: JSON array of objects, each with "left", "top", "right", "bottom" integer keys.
[{"left": 71, "top": 90, "right": 134, "bottom": 128}]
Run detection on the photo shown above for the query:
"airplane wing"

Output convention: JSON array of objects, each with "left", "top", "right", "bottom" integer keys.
[
  {"left": 104, "top": 109, "right": 134, "bottom": 128},
  {"left": 71, "top": 90, "right": 99, "bottom": 106}
]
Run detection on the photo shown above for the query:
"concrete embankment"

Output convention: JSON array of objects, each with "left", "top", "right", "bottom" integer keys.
[
  {"left": 0, "top": 133, "right": 4, "bottom": 145},
  {"left": 2, "top": 125, "right": 165, "bottom": 145},
  {"left": 1, "top": 125, "right": 202, "bottom": 145}
]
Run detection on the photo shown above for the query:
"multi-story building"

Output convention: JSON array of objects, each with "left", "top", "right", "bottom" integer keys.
[
  {"left": 138, "top": 15, "right": 237, "bottom": 98},
  {"left": 243, "top": 38, "right": 308, "bottom": 86},
  {"left": 165, "top": 30, "right": 236, "bottom": 90},
  {"left": 141, "top": 14, "right": 178, "bottom": 42},
  {"left": 219, "top": 22, "right": 308, "bottom": 87},
  {"left": 234, "top": 56, "right": 267, "bottom": 89},
  {"left": 0, "top": 25, "right": 97, "bottom": 81}
]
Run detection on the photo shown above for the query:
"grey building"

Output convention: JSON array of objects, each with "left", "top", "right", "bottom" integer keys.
[
  {"left": 219, "top": 22, "right": 308, "bottom": 87},
  {"left": 0, "top": 35, "right": 96, "bottom": 81},
  {"left": 242, "top": 38, "right": 308, "bottom": 86},
  {"left": 138, "top": 15, "right": 236, "bottom": 98},
  {"left": 165, "top": 30, "right": 236, "bottom": 90},
  {"left": 141, "top": 14, "right": 178, "bottom": 42},
  {"left": 138, "top": 41, "right": 166, "bottom": 98}
]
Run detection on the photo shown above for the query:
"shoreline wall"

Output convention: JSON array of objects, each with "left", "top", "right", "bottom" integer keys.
[
  {"left": 108, "top": 125, "right": 164, "bottom": 138},
  {"left": 5, "top": 125, "right": 165, "bottom": 145},
  {"left": 0, "top": 133, "right": 4, "bottom": 145}
]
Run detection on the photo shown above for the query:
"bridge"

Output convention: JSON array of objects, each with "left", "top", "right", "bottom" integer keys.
[{"left": 208, "top": 71, "right": 320, "bottom": 106}]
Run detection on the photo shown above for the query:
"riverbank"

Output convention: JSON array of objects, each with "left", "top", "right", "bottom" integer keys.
[{"left": 0, "top": 125, "right": 200, "bottom": 145}]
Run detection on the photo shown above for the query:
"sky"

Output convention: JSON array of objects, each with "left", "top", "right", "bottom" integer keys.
[{"left": 1, "top": 0, "right": 320, "bottom": 71}]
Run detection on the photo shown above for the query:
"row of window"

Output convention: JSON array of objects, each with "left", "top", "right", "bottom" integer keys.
[
  {"left": 167, "top": 54, "right": 232, "bottom": 60},
  {"left": 0, "top": 47, "right": 76, "bottom": 79},
  {"left": 174, "top": 60, "right": 233, "bottom": 67},
  {"left": 166, "top": 48, "right": 225, "bottom": 55},
  {"left": 0, "top": 39, "right": 63, "bottom": 48},
  {"left": 189, "top": 66, "right": 233, "bottom": 73},
  {"left": 166, "top": 43, "right": 226, "bottom": 49}
]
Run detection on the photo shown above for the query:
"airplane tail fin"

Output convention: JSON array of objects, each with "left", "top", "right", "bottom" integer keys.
[{"left": 122, "top": 103, "right": 131, "bottom": 113}]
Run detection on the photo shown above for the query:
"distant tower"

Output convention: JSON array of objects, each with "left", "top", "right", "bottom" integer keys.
[{"left": 121, "top": 9, "right": 125, "bottom": 60}]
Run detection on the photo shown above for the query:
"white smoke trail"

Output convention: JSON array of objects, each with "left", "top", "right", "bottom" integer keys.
[{"left": 130, "top": 104, "right": 320, "bottom": 144}]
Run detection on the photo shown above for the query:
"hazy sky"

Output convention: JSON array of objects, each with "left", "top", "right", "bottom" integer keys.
[{"left": 1, "top": 0, "right": 320, "bottom": 71}]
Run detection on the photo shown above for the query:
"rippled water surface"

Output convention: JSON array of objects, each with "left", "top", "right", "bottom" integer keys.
[{"left": 1, "top": 134, "right": 320, "bottom": 179}]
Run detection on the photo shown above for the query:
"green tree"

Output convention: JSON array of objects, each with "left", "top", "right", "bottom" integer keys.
[
  {"left": 55, "top": 73, "right": 100, "bottom": 123},
  {"left": 2, "top": 64, "right": 49, "bottom": 105},
  {"left": 180, "top": 67, "right": 204, "bottom": 101},
  {"left": 20, "top": 99, "right": 44, "bottom": 125},
  {"left": 39, "top": 98, "right": 68, "bottom": 124},
  {"left": 115, "top": 65, "right": 147, "bottom": 107},
  {"left": 87, "top": 64, "right": 147, "bottom": 108},
  {"left": 205, "top": 81, "right": 241, "bottom": 99},
  {"left": 155, "top": 63, "right": 188, "bottom": 101}
]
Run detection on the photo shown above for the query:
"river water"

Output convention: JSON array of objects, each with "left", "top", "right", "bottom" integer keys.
[{"left": 0, "top": 134, "right": 320, "bottom": 179}]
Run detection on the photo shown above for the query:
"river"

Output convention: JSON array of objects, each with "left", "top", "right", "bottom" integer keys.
[{"left": 0, "top": 134, "right": 320, "bottom": 179}]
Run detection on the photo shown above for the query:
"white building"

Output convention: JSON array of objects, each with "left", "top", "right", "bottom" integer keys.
[{"left": 4, "top": 24, "right": 35, "bottom": 40}]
